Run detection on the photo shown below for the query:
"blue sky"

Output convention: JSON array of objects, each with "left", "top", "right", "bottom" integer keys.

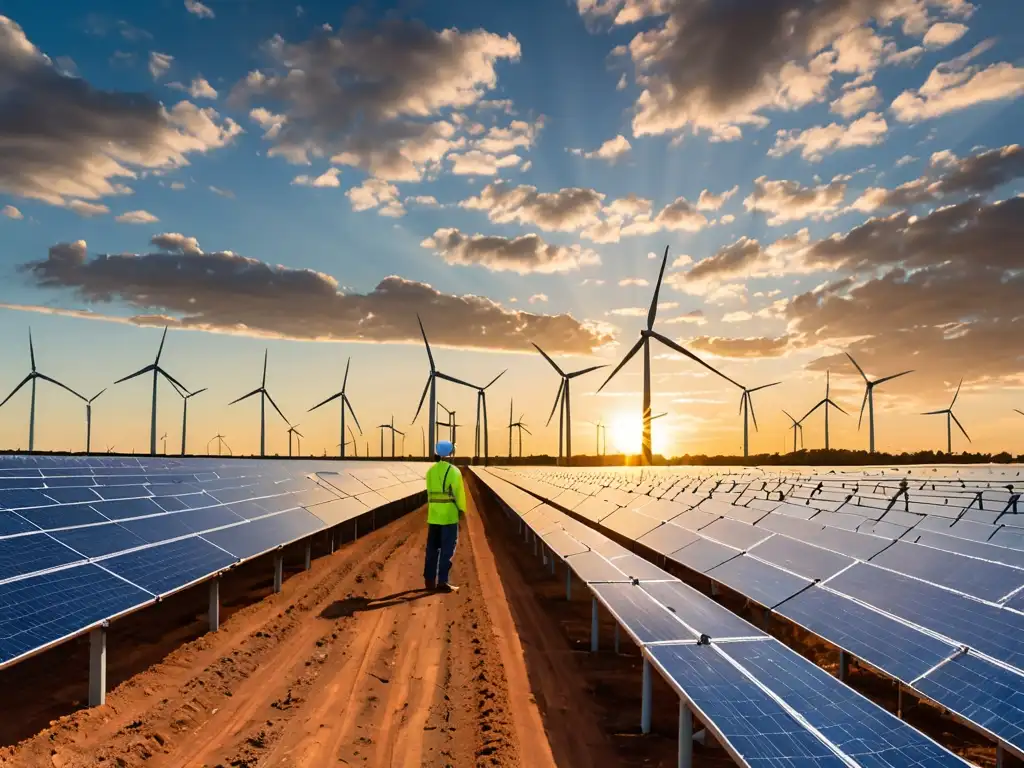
[{"left": 1, "top": 0, "right": 1022, "bottom": 457}]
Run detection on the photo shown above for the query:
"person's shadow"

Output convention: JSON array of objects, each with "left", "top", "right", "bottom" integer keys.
[{"left": 318, "top": 589, "right": 436, "bottom": 620}]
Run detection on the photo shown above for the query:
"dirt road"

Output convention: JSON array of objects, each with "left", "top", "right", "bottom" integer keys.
[{"left": 0, "top": 497, "right": 560, "bottom": 768}]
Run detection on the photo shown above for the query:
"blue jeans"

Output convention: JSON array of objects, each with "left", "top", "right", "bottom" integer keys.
[{"left": 424, "top": 523, "right": 459, "bottom": 584}]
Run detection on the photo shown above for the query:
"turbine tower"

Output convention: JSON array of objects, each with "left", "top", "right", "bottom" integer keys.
[
  {"left": 208, "top": 433, "right": 230, "bottom": 456},
  {"left": 509, "top": 411, "right": 530, "bottom": 458},
  {"left": 473, "top": 370, "right": 505, "bottom": 464},
  {"left": 437, "top": 403, "right": 457, "bottom": 443},
  {"left": 801, "top": 370, "right": 848, "bottom": 450},
  {"left": 845, "top": 352, "right": 913, "bottom": 454},
  {"left": 533, "top": 343, "right": 606, "bottom": 466},
  {"left": 113, "top": 327, "right": 189, "bottom": 456},
  {"left": 286, "top": 424, "right": 303, "bottom": 457},
  {"left": 738, "top": 382, "right": 780, "bottom": 458},
  {"left": 0, "top": 330, "right": 86, "bottom": 452},
  {"left": 378, "top": 416, "right": 403, "bottom": 458},
  {"left": 174, "top": 385, "right": 207, "bottom": 456},
  {"left": 412, "top": 316, "right": 475, "bottom": 458},
  {"left": 160, "top": 433, "right": 168, "bottom": 454},
  {"left": 308, "top": 357, "right": 363, "bottom": 458},
  {"left": 586, "top": 420, "right": 608, "bottom": 456},
  {"left": 598, "top": 246, "right": 741, "bottom": 465},
  {"left": 782, "top": 410, "right": 805, "bottom": 453},
  {"left": 923, "top": 379, "right": 970, "bottom": 454},
  {"left": 228, "top": 350, "right": 289, "bottom": 457},
  {"left": 84, "top": 389, "right": 106, "bottom": 454}
]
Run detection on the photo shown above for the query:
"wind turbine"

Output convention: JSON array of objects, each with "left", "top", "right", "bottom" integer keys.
[
  {"left": 378, "top": 416, "right": 403, "bottom": 458},
  {"left": 923, "top": 379, "right": 970, "bottom": 454},
  {"left": 228, "top": 350, "right": 289, "bottom": 457},
  {"left": 412, "top": 315, "right": 476, "bottom": 459},
  {"left": 207, "top": 433, "right": 230, "bottom": 456},
  {"left": 308, "top": 357, "right": 363, "bottom": 458},
  {"left": 586, "top": 420, "right": 608, "bottom": 456},
  {"left": 437, "top": 403, "right": 457, "bottom": 443},
  {"left": 509, "top": 411, "right": 530, "bottom": 458},
  {"left": 0, "top": 330, "right": 86, "bottom": 452},
  {"left": 846, "top": 353, "right": 912, "bottom": 453},
  {"left": 473, "top": 370, "right": 505, "bottom": 463},
  {"left": 84, "top": 389, "right": 105, "bottom": 454},
  {"left": 286, "top": 424, "right": 304, "bottom": 457},
  {"left": 533, "top": 343, "right": 606, "bottom": 466},
  {"left": 801, "top": 370, "right": 848, "bottom": 450},
  {"left": 112, "top": 327, "right": 189, "bottom": 456},
  {"left": 174, "top": 385, "right": 207, "bottom": 456},
  {"left": 738, "top": 382, "right": 781, "bottom": 458},
  {"left": 782, "top": 410, "right": 805, "bottom": 453},
  {"left": 160, "top": 433, "right": 168, "bottom": 454},
  {"left": 597, "top": 246, "right": 741, "bottom": 465}
]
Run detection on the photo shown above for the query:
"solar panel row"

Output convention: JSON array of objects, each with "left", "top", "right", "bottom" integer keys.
[
  {"left": 0, "top": 455, "right": 427, "bottom": 669},
  {"left": 490, "top": 465, "right": 1024, "bottom": 762},
  {"left": 472, "top": 468, "right": 969, "bottom": 768}
]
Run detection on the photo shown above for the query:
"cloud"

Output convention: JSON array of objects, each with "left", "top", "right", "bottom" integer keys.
[
  {"left": 570, "top": 134, "right": 632, "bottom": 162},
  {"left": 528, "top": 293, "right": 549, "bottom": 303},
  {"left": 662, "top": 309, "right": 706, "bottom": 326},
  {"left": 722, "top": 311, "right": 752, "bottom": 322},
  {"left": 895, "top": 154, "right": 917, "bottom": 166},
  {"left": 830, "top": 84, "right": 881, "bottom": 117},
  {"left": 696, "top": 186, "right": 738, "bottom": 211},
  {"left": 292, "top": 167, "right": 342, "bottom": 187},
  {"left": 2, "top": 205, "right": 22, "bottom": 219},
  {"left": 461, "top": 181, "right": 606, "bottom": 231},
  {"left": 169, "top": 76, "right": 218, "bottom": 100},
  {"left": 67, "top": 200, "right": 110, "bottom": 217},
  {"left": 14, "top": 238, "right": 613, "bottom": 354},
  {"left": 0, "top": 17, "right": 241, "bottom": 209},
  {"left": 346, "top": 178, "right": 405, "bottom": 217},
  {"left": 923, "top": 21, "right": 968, "bottom": 47},
  {"left": 209, "top": 185, "right": 235, "bottom": 198},
  {"left": 891, "top": 60, "right": 1024, "bottom": 121},
  {"left": 449, "top": 151, "right": 522, "bottom": 175},
  {"left": 575, "top": 0, "right": 672, "bottom": 26},
  {"left": 229, "top": 19, "right": 521, "bottom": 181},
  {"left": 769, "top": 111, "right": 888, "bottom": 161},
  {"left": 170, "top": 181, "right": 186, "bottom": 190},
  {"left": 148, "top": 51, "right": 173, "bottom": 80},
  {"left": 618, "top": 277, "right": 649, "bottom": 287},
  {"left": 184, "top": 0, "right": 215, "bottom": 19},
  {"left": 115, "top": 209, "right": 159, "bottom": 224},
  {"left": 621, "top": 197, "right": 708, "bottom": 235},
  {"left": 622, "top": 0, "right": 973, "bottom": 139},
  {"left": 746, "top": 176, "right": 847, "bottom": 225},
  {"left": 688, "top": 336, "right": 791, "bottom": 358},
  {"left": 407, "top": 195, "right": 439, "bottom": 207},
  {"left": 421, "top": 228, "right": 601, "bottom": 274},
  {"left": 474, "top": 119, "right": 543, "bottom": 154},
  {"left": 151, "top": 232, "right": 202, "bottom": 255}
]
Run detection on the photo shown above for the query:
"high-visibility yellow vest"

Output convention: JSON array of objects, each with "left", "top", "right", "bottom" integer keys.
[{"left": 426, "top": 461, "right": 466, "bottom": 525}]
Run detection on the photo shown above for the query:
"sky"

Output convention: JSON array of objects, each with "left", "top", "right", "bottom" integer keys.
[{"left": 0, "top": 0, "right": 1022, "bottom": 459}]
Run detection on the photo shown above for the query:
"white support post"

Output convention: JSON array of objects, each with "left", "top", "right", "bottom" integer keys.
[
  {"left": 838, "top": 650, "right": 848, "bottom": 681},
  {"left": 329, "top": 530, "right": 335, "bottom": 554},
  {"left": 897, "top": 685, "right": 904, "bottom": 719},
  {"left": 89, "top": 625, "right": 107, "bottom": 707},
  {"left": 678, "top": 701, "right": 693, "bottom": 768},
  {"left": 208, "top": 578, "right": 220, "bottom": 632},
  {"left": 710, "top": 581, "right": 719, "bottom": 597},
  {"left": 591, "top": 597, "right": 599, "bottom": 652},
  {"left": 273, "top": 553, "right": 284, "bottom": 594},
  {"left": 641, "top": 656, "right": 653, "bottom": 734},
  {"left": 304, "top": 539, "right": 312, "bottom": 571},
  {"left": 614, "top": 623, "right": 621, "bottom": 654},
  {"left": 566, "top": 568, "right": 572, "bottom": 601}
]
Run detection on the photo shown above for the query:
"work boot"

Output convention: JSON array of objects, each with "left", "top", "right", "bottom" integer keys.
[
  {"left": 436, "top": 582, "right": 459, "bottom": 593},
  {"left": 424, "top": 578, "right": 436, "bottom": 591}
]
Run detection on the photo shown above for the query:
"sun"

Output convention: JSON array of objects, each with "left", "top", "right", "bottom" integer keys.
[{"left": 610, "top": 412, "right": 642, "bottom": 455}]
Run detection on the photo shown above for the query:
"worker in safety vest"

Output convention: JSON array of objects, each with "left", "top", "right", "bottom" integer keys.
[{"left": 424, "top": 440, "right": 466, "bottom": 592}]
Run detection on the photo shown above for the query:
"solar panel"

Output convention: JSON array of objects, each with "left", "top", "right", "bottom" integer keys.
[
  {"left": 747, "top": 535, "right": 854, "bottom": 582},
  {"left": 202, "top": 508, "right": 326, "bottom": 560},
  {"left": 0, "top": 533, "right": 85, "bottom": 582},
  {"left": 869, "top": 541, "right": 1023, "bottom": 602},
  {"left": 640, "top": 581, "right": 764, "bottom": 640},
  {"left": 670, "top": 537, "right": 740, "bottom": 573},
  {"left": 539, "top": 529, "right": 589, "bottom": 559},
  {"left": 592, "top": 582, "right": 695, "bottom": 644},
  {"left": 0, "top": 509, "right": 47, "bottom": 536},
  {"left": 100, "top": 537, "right": 238, "bottom": 596},
  {"left": 700, "top": 517, "right": 770, "bottom": 550},
  {"left": 706, "top": 556, "right": 813, "bottom": 608},
  {"left": 49, "top": 523, "right": 149, "bottom": 559},
  {"left": 564, "top": 551, "right": 629, "bottom": 583},
  {"left": 637, "top": 522, "right": 701, "bottom": 557}
]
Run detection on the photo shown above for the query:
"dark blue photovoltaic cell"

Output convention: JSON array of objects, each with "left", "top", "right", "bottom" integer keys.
[
  {"left": 117, "top": 512, "right": 195, "bottom": 544},
  {"left": 173, "top": 506, "right": 248, "bottom": 533},
  {"left": 540, "top": 529, "right": 589, "bottom": 558},
  {"left": 776, "top": 586, "right": 952, "bottom": 683},
  {"left": 0, "top": 510, "right": 38, "bottom": 537},
  {"left": 41, "top": 487, "right": 100, "bottom": 504},
  {"left": 725, "top": 641, "right": 966, "bottom": 767},
  {"left": 637, "top": 523, "right": 701, "bottom": 557},
  {"left": 905, "top": 531, "right": 1024, "bottom": 570},
  {"left": 915, "top": 654, "right": 1024, "bottom": 750},
  {"left": 670, "top": 537, "right": 740, "bottom": 573},
  {"left": 151, "top": 495, "right": 190, "bottom": 513},
  {"left": 640, "top": 581, "right": 764, "bottom": 639},
  {"left": 91, "top": 497, "right": 167, "bottom": 520},
  {"left": 707, "top": 555, "right": 812, "bottom": 608},
  {"left": 0, "top": 533, "right": 84, "bottom": 581},
  {"left": 201, "top": 509, "right": 325, "bottom": 561},
  {"left": 829, "top": 564, "right": 1024, "bottom": 669},
  {"left": 647, "top": 643, "right": 846, "bottom": 768},
  {"left": 18, "top": 503, "right": 106, "bottom": 531},
  {"left": 608, "top": 553, "right": 673, "bottom": 581},
  {"left": 49, "top": 523, "right": 149, "bottom": 559},
  {"left": 225, "top": 500, "right": 274, "bottom": 520},
  {"left": 92, "top": 485, "right": 152, "bottom": 500},
  {"left": 253, "top": 494, "right": 301, "bottom": 514},
  {"left": 748, "top": 535, "right": 854, "bottom": 581},
  {"left": 700, "top": 517, "right": 770, "bottom": 551},
  {"left": 800, "top": 525, "right": 891, "bottom": 561},
  {"left": 0, "top": 563, "right": 152, "bottom": 665},
  {"left": 0, "top": 489, "right": 52, "bottom": 509},
  {"left": 565, "top": 551, "right": 628, "bottom": 583},
  {"left": 869, "top": 541, "right": 1024, "bottom": 602},
  {"left": 1005, "top": 589, "right": 1024, "bottom": 612},
  {"left": 592, "top": 583, "right": 693, "bottom": 644},
  {"left": 102, "top": 537, "right": 237, "bottom": 595}
]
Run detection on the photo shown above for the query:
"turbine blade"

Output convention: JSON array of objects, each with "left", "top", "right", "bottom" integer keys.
[
  {"left": 845, "top": 352, "right": 868, "bottom": 383},
  {"left": 1015, "top": 409, "right": 1024, "bottom": 417},
  {"left": 113, "top": 364, "right": 155, "bottom": 385},
  {"left": 36, "top": 373, "right": 86, "bottom": 401},
  {"left": 417, "top": 314, "right": 435, "bottom": 371},
  {"left": 0, "top": 375, "right": 33, "bottom": 408},
  {"left": 782, "top": 409, "right": 798, "bottom": 426},
  {"left": 650, "top": 412, "right": 668, "bottom": 421},
  {"left": 826, "top": 398, "right": 849, "bottom": 416},
  {"left": 264, "top": 391, "right": 289, "bottom": 425},
  {"left": 857, "top": 388, "right": 868, "bottom": 430},
  {"left": 395, "top": 429, "right": 405, "bottom": 436},
  {"left": 650, "top": 331, "right": 742, "bottom": 389},
  {"left": 950, "top": 378, "right": 962, "bottom": 408},
  {"left": 749, "top": 381, "right": 781, "bottom": 393},
  {"left": 520, "top": 425, "right": 532, "bottom": 436},
  {"left": 484, "top": 369, "right": 506, "bottom": 389},
  {"left": 647, "top": 245, "right": 669, "bottom": 331},
  {"left": 738, "top": 391, "right": 745, "bottom": 417},
  {"left": 412, "top": 376, "right": 431, "bottom": 424},
  {"left": 567, "top": 364, "right": 608, "bottom": 379},
  {"left": 344, "top": 395, "right": 363, "bottom": 434},
  {"left": 190, "top": 387, "right": 208, "bottom": 398},
  {"left": 597, "top": 337, "right": 644, "bottom": 392},
  {"left": 875, "top": 370, "right": 913, "bottom": 386},
  {"left": 155, "top": 326, "right": 168, "bottom": 364},
  {"left": 342, "top": 357, "right": 351, "bottom": 392},
  {"left": 89, "top": 388, "right": 107, "bottom": 404},
  {"left": 546, "top": 379, "right": 565, "bottom": 427},
  {"left": 28, "top": 330, "right": 36, "bottom": 371},
  {"left": 826, "top": 369, "right": 831, "bottom": 399},
  {"left": 802, "top": 400, "right": 826, "bottom": 421},
  {"left": 157, "top": 367, "right": 189, "bottom": 395},
  {"left": 309, "top": 391, "right": 344, "bottom": 412},
  {"left": 436, "top": 371, "right": 476, "bottom": 390},
  {"left": 951, "top": 412, "right": 971, "bottom": 442},
  {"left": 749, "top": 398, "right": 759, "bottom": 432},
  {"left": 921, "top": 409, "right": 947, "bottom": 415},
  {"left": 228, "top": 388, "right": 261, "bottom": 406},
  {"left": 531, "top": 343, "right": 564, "bottom": 376},
  {"left": 262, "top": 349, "right": 268, "bottom": 387}
]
